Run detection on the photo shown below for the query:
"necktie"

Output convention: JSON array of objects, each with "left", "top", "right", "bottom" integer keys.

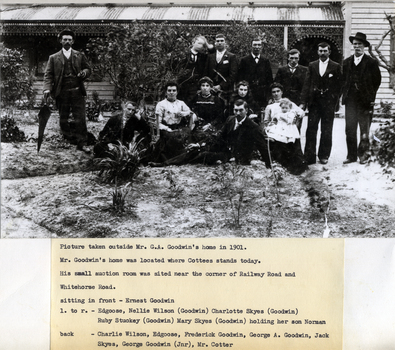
[
  {"left": 255, "top": 57, "right": 259, "bottom": 64},
  {"left": 191, "top": 53, "right": 197, "bottom": 62}
]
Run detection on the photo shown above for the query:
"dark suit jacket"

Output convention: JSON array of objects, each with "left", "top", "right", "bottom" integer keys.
[
  {"left": 342, "top": 54, "right": 381, "bottom": 106},
  {"left": 204, "top": 50, "right": 238, "bottom": 93},
  {"left": 178, "top": 50, "right": 208, "bottom": 84},
  {"left": 238, "top": 54, "right": 273, "bottom": 105},
  {"left": 218, "top": 115, "right": 269, "bottom": 165},
  {"left": 99, "top": 113, "right": 151, "bottom": 145},
  {"left": 43, "top": 49, "right": 91, "bottom": 99},
  {"left": 275, "top": 65, "right": 308, "bottom": 105},
  {"left": 177, "top": 50, "right": 210, "bottom": 105},
  {"left": 300, "top": 59, "right": 342, "bottom": 108}
]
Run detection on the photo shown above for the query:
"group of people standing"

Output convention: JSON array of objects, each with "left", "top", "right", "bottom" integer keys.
[{"left": 43, "top": 29, "right": 381, "bottom": 175}]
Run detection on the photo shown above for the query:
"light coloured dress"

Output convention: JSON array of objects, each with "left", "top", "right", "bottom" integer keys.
[{"left": 266, "top": 110, "right": 300, "bottom": 143}]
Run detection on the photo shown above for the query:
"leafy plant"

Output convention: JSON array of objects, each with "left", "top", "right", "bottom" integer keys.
[
  {"left": 377, "top": 100, "right": 394, "bottom": 118},
  {"left": 0, "top": 48, "right": 36, "bottom": 112},
  {"left": 94, "top": 141, "right": 142, "bottom": 184},
  {"left": 212, "top": 161, "right": 253, "bottom": 228},
  {"left": 112, "top": 182, "right": 132, "bottom": 213},
  {"left": 375, "top": 112, "right": 395, "bottom": 174},
  {"left": 86, "top": 22, "right": 286, "bottom": 103},
  {"left": 86, "top": 90, "right": 102, "bottom": 121},
  {"left": 217, "top": 21, "right": 286, "bottom": 64},
  {"left": 86, "top": 22, "right": 196, "bottom": 103},
  {"left": 164, "top": 169, "right": 184, "bottom": 198},
  {"left": 1, "top": 115, "right": 26, "bottom": 142}
]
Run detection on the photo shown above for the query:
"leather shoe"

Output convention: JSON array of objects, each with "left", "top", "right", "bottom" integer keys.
[
  {"left": 319, "top": 158, "right": 328, "bottom": 164},
  {"left": 343, "top": 158, "right": 356, "bottom": 164},
  {"left": 359, "top": 158, "right": 369, "bottom": 165}
]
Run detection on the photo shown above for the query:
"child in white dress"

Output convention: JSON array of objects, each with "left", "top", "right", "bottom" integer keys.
[{"left": 266, "top": 98, "right": 300, "bottom": 143}]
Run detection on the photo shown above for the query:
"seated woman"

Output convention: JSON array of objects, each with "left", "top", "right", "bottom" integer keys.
[
  {"left": 93, "top": 101, "right": 151, "bottom": 158},
  {"left": 264, "top": 82, "right": 304, "bottom": 131},
  {"left": 149, "top": 81, "right": 197, "bottom": 163},
  {"left": 266, "top": 98, "right": 300, "bottom": 144},
  {"left": 190, "top": 76, "right": 225, "bottom": 128},
  {"left": 149, "top": 100, "right": 271, "bottom": 168},
  {"left": 264, "top": 83, "right": 307, "bottom": 175},
  {"left": 228, "top": 80, "right": 260, "bottom": 121}
]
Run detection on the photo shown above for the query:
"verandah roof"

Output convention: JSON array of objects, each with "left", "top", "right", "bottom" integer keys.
[{"left": 1, "top": 4, "right": 344, "bottom": 23}]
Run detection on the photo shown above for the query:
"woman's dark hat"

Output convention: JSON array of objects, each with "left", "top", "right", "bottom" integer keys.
[
  {"left": 349, "top": 32, "right": 370, "bottom": 47},
  {"left": 58, "top": 29, "right": 76, "bottom": 41}
]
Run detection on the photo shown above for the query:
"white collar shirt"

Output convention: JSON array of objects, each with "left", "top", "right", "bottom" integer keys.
[
  {"left": 288, "top": 64, "right": 298, "bottom": 73},
  {"left": 252, "top": 54, "right": 260, "bottom": 63},
  {"left": 354, "top": 53, "right": 364, "bottom": 66},
  {"left": 216, "top": 50, "right": 226, "bottom": 63},
  {"left": 190, "top": 49, "right": 198, "bottom": 62},
  {"left": 62, "top": 48, "right": 72, "bottom": 59},
  {"left": 319, "top": 59, "right": 329, "bottom": 77},
  {"left": 234, "top": 116, "right": 247, "bottom": 130}
]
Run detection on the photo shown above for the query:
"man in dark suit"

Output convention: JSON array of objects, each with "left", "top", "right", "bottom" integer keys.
[
  {"left": 275, "top": 48, "right": 307, "bottom": 107},
  {"left": 177, "top": 35, "right": 214, "bottom": 107},
  {"left": 238, "top": 38, "right": 273, "bottom": 109},
  {"left": 148, "top": 99, "right": 271, "bottom": 167},
  {"left": 342, "top": 32, "right": 382, "bottom": 164},
  {"left": 204, "top": 34, "right": 238, "bottom": 104},
  {"left": 43, "top": 29, "right": 91, "bottom": 153},
  {"left": 300, "top": 42, "right": 342, "bottom": 165}
]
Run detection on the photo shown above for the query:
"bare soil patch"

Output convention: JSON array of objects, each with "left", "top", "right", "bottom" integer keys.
[{"left": 1, "top": 111, "right": 394, "bottom": 238}]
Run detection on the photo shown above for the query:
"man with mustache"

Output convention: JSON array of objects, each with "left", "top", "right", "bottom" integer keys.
[
  {"left": 342, "top": 32, "right": 381, "bottom": 164},
  {"left": 43, "top": 29, "right": 91, "bottom": 153}
]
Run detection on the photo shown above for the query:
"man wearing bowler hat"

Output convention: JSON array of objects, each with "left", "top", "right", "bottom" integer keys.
[
  {"left": 43, "top": 29, "right": 92, "bottom": 153},
  {"left": 342, "top": 32, "right": 381, "bottom": 164}
]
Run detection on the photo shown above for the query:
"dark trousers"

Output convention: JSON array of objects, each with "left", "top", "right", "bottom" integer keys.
[
  {"left": 56, "top": 88, "right": 87, "bottom": 147},
  {"left": 304, "top": 99, "right": 336, "bottom": 162},
  {"left": 345, "top": 99, "right": 373, "bottom": 161},
  {"left": 270, "top": 139, "right": 308, "bottom": 175}
]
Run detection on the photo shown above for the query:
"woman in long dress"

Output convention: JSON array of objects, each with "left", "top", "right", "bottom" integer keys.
[{"left": 264, "top": 83, "right": 308, "bottom": 175}]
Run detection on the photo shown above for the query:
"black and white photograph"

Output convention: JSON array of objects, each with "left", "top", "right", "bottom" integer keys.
[
  {"left": 1, "top": 2, "right": 395, "bottom": 350},
  {"left": 1, "top": 1, "right": 394, "bottom": 239}
]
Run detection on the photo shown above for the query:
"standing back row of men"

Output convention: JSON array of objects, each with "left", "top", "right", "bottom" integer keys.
[
  {"left": 44, "top": 30, "right": 381, "bottom": 167},
  {"left": 176, "top": 32, "right": 381, "bottom": 165}
]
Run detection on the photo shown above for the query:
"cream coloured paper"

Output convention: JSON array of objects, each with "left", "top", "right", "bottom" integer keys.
[{"left": 51, "top": 238, "right": 343, "bottom": 349}]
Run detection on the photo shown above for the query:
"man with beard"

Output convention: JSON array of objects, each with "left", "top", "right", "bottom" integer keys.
[
  {"left": 342, "top": 32, "right": 381, "bottom": 164},
  {"left": 238, "top": 38, "right": 273, "bottom": 109},
  {"left": 43, "top": 29, "right": 91, "bottom": 153},
  {"left": 300, "top": 42, "right": 342, "bottom": 165}
]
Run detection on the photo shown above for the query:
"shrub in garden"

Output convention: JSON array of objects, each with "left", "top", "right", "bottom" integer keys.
[
  {"left": 377, "top": 101, "right": 393, "bottom": 119},
  {"left": 86, "top": 22, "right": 286, "bottom": 103},
  {"left": 211, "top": 161, "right": 253, "bottom": 228},
  {"left": 112, "top": 182, "right": 132, "bottom": 213},
  {"left": 94, "top": 141, "right": 142, "bottom": 184},
  {"left": 1, "top": 115, "right": 26, "bottom": 142},
  {"left": 0, "top": 48, "right": 36, "bottom": 111},
  {"left": 375, "top": 113, "right": 395, "bottom": 173}
]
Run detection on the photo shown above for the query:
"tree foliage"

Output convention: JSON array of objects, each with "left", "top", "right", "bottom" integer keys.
[
  {"left": 86, "top": 22, "right": 286, "bottom": 104},
  {"left": 0, "top": 48, "right": 36, "bottom": 110},
  {"left": 369, "top": 13, "right": 395, "bottom": 92}
]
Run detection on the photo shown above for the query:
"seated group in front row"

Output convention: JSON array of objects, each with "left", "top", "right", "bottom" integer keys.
[{"left": 93, "top": 79, "right": 308, "bottom": 175}]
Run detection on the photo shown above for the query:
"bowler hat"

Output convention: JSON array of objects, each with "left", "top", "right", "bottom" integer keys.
[
  {"left": 349, "top": 32, "right": 370, "bottom": 47},
  {"left": 57, "top": 29, "right": 76, "bottom": 41}
]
